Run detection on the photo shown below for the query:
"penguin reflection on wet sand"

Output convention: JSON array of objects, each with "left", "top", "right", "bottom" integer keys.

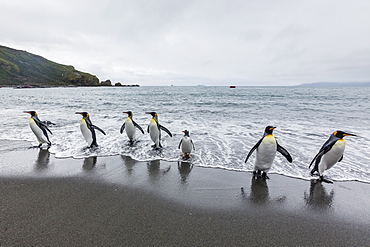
[
  {"left": 240, "top": 177, "right": 286, "bottom": 205},
  {"left": 120, "top": 111, "right": 144, "bottom": 144},
  {"left": 178, "top": 161, "right": 194, "bottom": 184},
  {"left": 35, "top": 148, "right": 51, "bottom": 170},
  {"left": 309, "top": 131, "right": 356, "bottom": 183},
  {"left": 245, "top": 126, "right": 292, "bottom": 179},
  {"left": 178, "top": 130, "right": 195, "bottom": 159},
  {"left": 304, "top": 179, "right": 334, "bottom": 210},
  {"left": 146, "top": 112, "right": 172, "bottom": 148},
  {"left": 24, "top": 111, "right": 53, "bottom": 148},
  {"left": 75, "top": 112, "right": 106, "bottom": 148}
]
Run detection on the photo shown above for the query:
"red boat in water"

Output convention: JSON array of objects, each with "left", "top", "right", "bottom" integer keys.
[{"left": 230, "top": 85, "right": 236, "bottom": 88}]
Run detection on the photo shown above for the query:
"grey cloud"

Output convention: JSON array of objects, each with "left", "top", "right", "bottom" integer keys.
[{"left": 1, "top": 0, "right": 370, "bottom": 85}]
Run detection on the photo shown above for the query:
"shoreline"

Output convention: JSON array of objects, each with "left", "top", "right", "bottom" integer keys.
[{"left": 0, "top": 142, "right": 369, "bottom": 245}]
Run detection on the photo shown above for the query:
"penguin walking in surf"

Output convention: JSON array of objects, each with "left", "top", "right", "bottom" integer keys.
[
  {"left": 245, "top": 126, "right": 292, "bottom": 179},
  {"left": 24, "top": 111, "right": 53, "bottom": 148},
  {"left": 75, "top": 112, "right": 106, "bottom": 148},
  {"left": 146, "top": 112, "right": 172, "bottom": 148},
  {"left": 120, "top": 111, "right": 144, "bottom": 144},
  {"left": 309, "top": 131, "right": 356, "bottom": 183},
  {"left": 178, "top": 130, "right": 195, "bottom": 159}
]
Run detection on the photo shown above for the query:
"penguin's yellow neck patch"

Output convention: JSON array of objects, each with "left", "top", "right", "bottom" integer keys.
[
  {"left": 150, "top": 118, "right": 156, "bottom": 124},
  {"left": 265, "top": 134, "right": 274, "bottom": 137}
]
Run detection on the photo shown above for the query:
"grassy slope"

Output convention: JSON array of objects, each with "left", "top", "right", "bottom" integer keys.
[{"left": 0, "top": 45, "right": 99, "bottom": 86}]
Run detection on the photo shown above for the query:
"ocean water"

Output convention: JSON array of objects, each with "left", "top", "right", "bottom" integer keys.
[{"left": 0, "top": 86, "right": 369, "bottom": 183}]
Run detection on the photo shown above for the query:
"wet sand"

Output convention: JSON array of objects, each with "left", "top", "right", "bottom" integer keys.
[{"left": 0, "top": 142, "right": 369, "bottom": 246}]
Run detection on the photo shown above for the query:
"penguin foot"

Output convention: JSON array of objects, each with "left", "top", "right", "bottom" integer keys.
[
  {"left": 319, "top": 176, "right": 333, "bottom": 184},
  {"left": 128, "top": 140, "right": 136, "bottom": 147},
  {"left": 310, "top": 169, "right": 319, "bottom": 176},
  {"left": 181, "top": 153, "right": 191, "bottom": 160},
  {"left": 253, "top": 170, "right": 263, "bottom": 178},
  {"left": 261, "top": 172, "right": 270, "bottom": 179},
  {"left": 87, "top": 145, "right": 99, "bottom": 151},
  {"left": 252, "top": 171, "right": 258, "bottom": 178}
]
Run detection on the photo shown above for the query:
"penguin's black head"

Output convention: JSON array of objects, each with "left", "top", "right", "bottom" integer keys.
[
  {"left": 264, "top": 126, "right": 276, "bottom": 135},
  {"left": 182, "top": 130, "right": 190, "bottom": 136},
  {"left": 123, "top": 111, "right": 133, "bottom": 117},
  {"left": 333, "top": 131, "right": 357, "bottom": 138},
  {"left": 146, "top": 112, "right": 157, "bottom": 117},
  {"left": 24, "top": 111, "right": 37, "bottom": 117},
  {"left": 75, "top": 112, "right": 89, "bottom": 118}
]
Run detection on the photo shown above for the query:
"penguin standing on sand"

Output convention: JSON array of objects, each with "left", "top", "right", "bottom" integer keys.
[
  {"left": 24, "top": 111, "right": 53, "bottom": 148},
  {"left": 178, "top": 130, "right": 195, "bottom": 159},
  {"left": 75, "top": 112, "right": 106, "bottom": 148},
  {"left": 146, "top": 112, "right": 172, "bottom": 148},
  {"left": 309, "top": 131, "right": 356, "bottom": 183},
  {"left": 120, "top": 111, "right": 144, "bottom": 143},
  {"left": 245, "top": 126, "right": 292, "bottom": 179}
]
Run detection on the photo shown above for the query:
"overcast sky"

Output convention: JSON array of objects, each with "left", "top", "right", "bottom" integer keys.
[{"left": 1, "top": 0, "right": 370, "bottom": 86}]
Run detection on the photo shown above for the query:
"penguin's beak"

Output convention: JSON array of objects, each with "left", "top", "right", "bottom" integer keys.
[
  {"left": 75, "top": 112, "right": 83, "bottom": 115},
  {"left": 24, "top": 111, "right": 31, "bottom": 114},
  {"left": 343, "top": 132, "right": 357, "bottom": 137}
]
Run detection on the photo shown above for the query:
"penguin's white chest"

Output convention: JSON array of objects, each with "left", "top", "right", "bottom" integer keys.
[
  {"left": 148, "top": 120, "right": 160, "bottom": 144},
  {"left": 125, "top": 118, "right": 136, "bottom": 140},
  {"left": 181, "top": 137, "right": 193, "bottom": 153},
  {"left": 80, "top": 119, "right": 93, "bottom": 146},
  {"left": 255, "top": 135, "right": 277, "bottom": 172},
  {"left": 320, "top": 140, "right": 346, "bottom": 172},
  {"left": 29, "top": 118, "right": 48, "bottom": 143}
]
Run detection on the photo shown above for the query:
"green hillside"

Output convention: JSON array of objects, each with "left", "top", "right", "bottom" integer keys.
[{"left": 0, "top": 45, "right": 99, "bottom": 86}]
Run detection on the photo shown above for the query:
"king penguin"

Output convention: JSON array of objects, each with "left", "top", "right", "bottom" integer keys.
[
  {"left": 178, "top": 130, "right": 195, "bottom": 159},
  {"left": 146, "top": 112, "right": 172, "bottom": 148},
  {"left": 120, "top": 111, "right": 144, "bottom": 143},
  {"left": 309, "top": 130, "right": 356, "bottom": 183},
  {"left": 24, "top": 111, "right": 53, "bottom": 148},
  {"left": 75, "top": 112, "right": 106, "bottom": 148},
  {"left": 245, "top": 126, "right": 292, "bottom": 179}
]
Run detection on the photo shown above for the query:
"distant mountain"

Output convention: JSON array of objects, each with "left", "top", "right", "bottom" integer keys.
[
  {"left": 0, "top": 45, "right": 99, "bottom": 86},
  {"left": 296, "top": 82, "right": 370, "bottom": 87}
]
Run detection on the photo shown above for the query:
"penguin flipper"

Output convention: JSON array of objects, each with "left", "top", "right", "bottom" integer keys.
[
  {"left": 338, "top": 155, "right": 343, "bottom": 162},
  {"left": 159, "top": 125, "right": 172, "bottom": 137},
  {"left": 42, "top": 120, "right": 56, "bottom": 126},
  {"left": 120, "top": 123, "right": 125, "bottom": 134},
  {"left": 35, "top": 118, "right": 53, "bottom": 135},
  {"left": 133, "top": 120, "right": 145, "bottom": 134},
  {"left": 178, "top": 139, "right": 183, "bottom": 149},
  {"left": 277, "top": 143, "right": 293, "bottom": 162},
  {"left": 244, "top": 138, "right": 263, "bottom": 163},
  {"left": 309, "top": 145, "right": 331, "bottom": 168},
  {"left": 92, "top": 125, "right": 106, "bottom": 135},
  {"left": 43, "top": 125, "right": 53, "bottom": 135},
  {"left": 191, "top": 140, "right": 195, "bottom": 150}
]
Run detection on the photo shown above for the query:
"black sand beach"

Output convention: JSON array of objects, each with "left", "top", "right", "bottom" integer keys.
[{"left": 0, "top": 141, "right": 369, "bottom": 246}]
